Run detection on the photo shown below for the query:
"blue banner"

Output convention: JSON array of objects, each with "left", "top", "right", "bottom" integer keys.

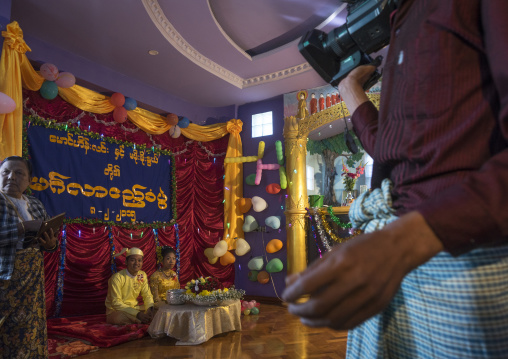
[{"left": 27, "top": 124, "right": 172, "bottom": 223}]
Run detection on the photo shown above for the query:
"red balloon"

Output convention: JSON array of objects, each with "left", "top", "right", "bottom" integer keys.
[
  {"left": 113, "top": 107, "right": 128, "bottom": 123},
  {"left": 266, "top": 183, "right": 281, "bottom": 194},
  {"left": 110, "top": 93, "right": 125, "bottom": 107},
  {"left": 166, "top": 113, "right": 179, "bottom": 126}
]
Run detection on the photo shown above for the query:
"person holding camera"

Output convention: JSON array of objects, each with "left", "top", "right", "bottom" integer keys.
[
  {"left": 0, "top": 156, "right": 59, "bottom": 358},
  {"left": 283, "top": 1, "right": 508, "bottom": 357}
]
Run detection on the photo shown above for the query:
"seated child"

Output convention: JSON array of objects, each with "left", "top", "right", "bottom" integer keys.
[{"left": 150, "top": 246, "right": 180, "bottom": 307}]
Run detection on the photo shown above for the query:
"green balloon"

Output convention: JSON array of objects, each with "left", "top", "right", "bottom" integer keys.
[
  {"left": 250, "top": 307, "right": 259, "bottom": 315},
  {"left": 40, "top": 80, "right": 59, "bottom": 100},
  {"left": 248, "top": 270, "right": 258, "bottom": 281},
  {"left": 266, "top": 258, "right": 284, "bottom": 273},
  {"left": 248, "top": 256, "right": 264, "bottom": 271},
  {"left": 245, "top": 174, "right": 257, "bottom": 185}
]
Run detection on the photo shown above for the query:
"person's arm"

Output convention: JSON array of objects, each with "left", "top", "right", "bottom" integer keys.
[
  {"left": 0, "top": 196, "right": 23, "bottom": 247},
  {"left": 140, "top": 271, "right": 154, "bottom": 310},
  {"left": 28, "top": 196, "right": 59, "bottom": 251},
  {"left": 338, "top": 65, "right": 380, "bottom": 154},
  {"left": 282, "top": 211, "right": 443, "bottom": 330},
  {"left": 149, "top": 273, "right": 160, "bottom": 303}
]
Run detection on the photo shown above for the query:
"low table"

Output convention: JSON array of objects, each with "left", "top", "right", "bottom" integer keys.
[{"left": 147, "top": 299, "right": 241, "bottom": 345}]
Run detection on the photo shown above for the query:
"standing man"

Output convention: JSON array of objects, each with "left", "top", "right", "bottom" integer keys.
[
  {"left": 105, "top": 247, "right": 154, "bottom": 325},
  {"left": 283, "top": 1, "right": 508, "bottom": 358}
]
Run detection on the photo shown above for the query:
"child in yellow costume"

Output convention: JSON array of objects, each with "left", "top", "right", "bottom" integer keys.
[{"left": 150, "top": 246, "right": 180, "bottom": 308}]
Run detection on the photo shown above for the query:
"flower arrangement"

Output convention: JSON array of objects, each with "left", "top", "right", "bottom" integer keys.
[
  {"left": 341, "top": 161, "right": 365, "bottom": 192},
  {"left": 182, "top": 276, "right": 245, "bottom": 305}
]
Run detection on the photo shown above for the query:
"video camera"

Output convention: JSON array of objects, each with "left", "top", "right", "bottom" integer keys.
[{"left": 298, "top": 0, "right": 398, "bottom": 90}]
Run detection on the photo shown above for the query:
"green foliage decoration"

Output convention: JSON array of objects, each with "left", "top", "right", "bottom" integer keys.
[{"left": 307, "top": 130, "right": 365, "bottom": 167}]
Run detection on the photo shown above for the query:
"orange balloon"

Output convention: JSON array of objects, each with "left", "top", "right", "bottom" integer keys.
[
  {"left": 257, "top": 271, "right": 270, "bottom": 284},
  {"left": 266, "top": 239, "right": 283, "bottom": 253},
  {"left": 166, "top": 113, "right": 179, "bottom": 126},
  {"left": 266, "top": 183, "right": 281, "bottom": 194},
  {"left": 237, "top": 198, "right": 252, "bottom": 213},
  {"left": 110, "top": 92, "right": 125, "bottom": 107},
  {"left": 220, "top": 251, "right": 236, "bottom": 266}
]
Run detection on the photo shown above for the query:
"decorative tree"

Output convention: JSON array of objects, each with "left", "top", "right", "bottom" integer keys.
[{"left": 307, "top": 129, "right": 364, "bottom": 206}]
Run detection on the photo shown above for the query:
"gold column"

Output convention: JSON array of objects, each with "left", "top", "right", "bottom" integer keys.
[
  {"left": 283, "top": 116, "right": 309, "bottom": 275},
  {"left": 283, "top": 94, "right": 380, "bottom": 275}
]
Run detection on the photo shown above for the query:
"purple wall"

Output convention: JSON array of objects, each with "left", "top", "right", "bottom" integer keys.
[
  {"left": 19, "top": 34, "right": 235, "bottom": 125},
  {"left": 0, "top": 0, "right": 12, "bottom": 49},
  {"left": 235, "top": 95, "right": 287, "bottom": 299}
]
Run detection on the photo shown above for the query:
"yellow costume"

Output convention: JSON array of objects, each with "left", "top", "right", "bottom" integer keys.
[
  {"left": 150, "top": 269, "right": 180, "bottom": 303},
  {"left": 105, "top": 269, "right": 154, "bottom": 324}
]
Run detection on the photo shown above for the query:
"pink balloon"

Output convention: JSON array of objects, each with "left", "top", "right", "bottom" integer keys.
[
  {"left": 255, "top": 159, "right": 263, "bottom": 185},
  {"left": 113, "top": 107, "right": 128, "bottom": 123},
  {"left": 40, "top": 63, "right": 59, "bottom": 81},
  {"left": 0, "top": 92, "right": 16, "bottom": 114},
  {"left": 260, "top": 163, "right": 280, "bottom": 170},
  {"left": 55, "top": 72, "right": 76, "bottom": 88}
]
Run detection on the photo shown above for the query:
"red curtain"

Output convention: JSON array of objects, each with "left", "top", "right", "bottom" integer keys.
[
  {"left": 23, "top": 90, "right": 232, "bottom": 317},
  {"left": 60, "top": 224, "right": 111, "bottom": 317}
]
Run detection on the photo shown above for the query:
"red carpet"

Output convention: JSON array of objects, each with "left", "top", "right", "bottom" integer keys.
[{"left": 47, "top": 314, "right": 149, "bottom": 348}]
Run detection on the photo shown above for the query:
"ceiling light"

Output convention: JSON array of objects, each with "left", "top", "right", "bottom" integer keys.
[{"left": 148, "top": 50, "right": 159, "bottom": 56}]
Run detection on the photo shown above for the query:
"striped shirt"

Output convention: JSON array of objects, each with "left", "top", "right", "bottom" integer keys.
[
  {"left": 0, "top": 193, "right": 49, "bottom": 280},
  {"left": 352, "top": 0, "right": 508, "bottom": 255}
]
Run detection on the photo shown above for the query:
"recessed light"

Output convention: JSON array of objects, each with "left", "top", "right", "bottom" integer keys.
[{"left": 148, "top": 50, "right": 159, "bottom": 56}]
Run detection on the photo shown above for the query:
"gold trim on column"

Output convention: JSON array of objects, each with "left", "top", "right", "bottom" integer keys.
[{"left": 282, "top": 94, "right": 380, "bottom": 276}]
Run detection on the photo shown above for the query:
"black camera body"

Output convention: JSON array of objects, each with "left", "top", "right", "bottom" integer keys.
[{"left": 298, "top": 0, "right": 397, "bottom": 90}]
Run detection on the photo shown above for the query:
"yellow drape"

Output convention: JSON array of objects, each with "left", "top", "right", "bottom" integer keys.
[
  {"left": 0, "top": 21, "right": 243, "bottom": 247},
  {"left": 0, "top": 21, "right": 33, "bottom": 157}
]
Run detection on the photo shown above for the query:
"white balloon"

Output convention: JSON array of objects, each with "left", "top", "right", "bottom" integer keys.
[
  {"left": 0, "top": 92, "right": 16, "bottom": 114},
  {"left": 169, "top": 125, "right": 181, "bottom": 138},
  {"left": 265, "top": 216, "right": 281, "bottom": 229},
  {"left": 213, "top": 240, "right": 228, "bottom": 257},
  {"left": 252, "top": 196, "right": 268, "bottom": 212},
  {"left": 235, "top": 238, "right": 251, "bottom": 256},
  {"left": 242, "top": 215, "right": 259, "bottom": 232}
]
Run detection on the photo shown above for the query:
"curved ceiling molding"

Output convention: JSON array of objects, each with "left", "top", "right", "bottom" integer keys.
[
  {"left": 142, "top": 0, "right": 312, "bottom": 89},
  {"left": 206, "top": 0, "right": 252, "bottom": 61}
]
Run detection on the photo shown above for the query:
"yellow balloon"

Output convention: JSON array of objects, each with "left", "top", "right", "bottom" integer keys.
[{"left": 257, "top": 141, "right": 265, "bottom": 159}]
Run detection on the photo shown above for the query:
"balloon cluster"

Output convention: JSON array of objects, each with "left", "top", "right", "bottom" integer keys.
[
  {"left": 241, "top": 300, "right": 260, "bottom": 315},
  {"left": 39, "top": 63, "right": 76, "bottom": 100},
  {"left": 109, "top": 93, "right": 138, "bottom": 123},
  {"left": 166, "top": 113, "right": 190, "bottom": 138},
  {"left": 247, "top": 249, "right": 284, "bottom": 284},
  {"left": 204, "top": 236, "right": 251, "bottom": 267},
  {"left": 240, "top": 196, "right": 281, "bottom": 232}
]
